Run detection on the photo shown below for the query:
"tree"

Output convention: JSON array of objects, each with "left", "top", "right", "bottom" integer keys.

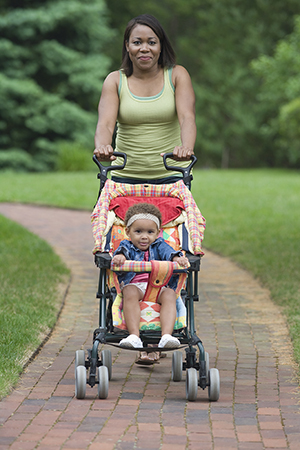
[
  {"left": 252, "top": 16, "right": 300, "bottom": 168},
  {"left": 0, "top": 0, "right": 114, "bottom": 170}
]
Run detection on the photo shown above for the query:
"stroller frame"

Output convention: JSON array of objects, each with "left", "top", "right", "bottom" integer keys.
[{"left": 74, "top": 153, "right": 220, "bottom": 402}]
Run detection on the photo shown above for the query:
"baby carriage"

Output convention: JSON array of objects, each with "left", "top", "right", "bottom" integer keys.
[{"left": 74, "top": 152, "right": 220, "bottom": 402}]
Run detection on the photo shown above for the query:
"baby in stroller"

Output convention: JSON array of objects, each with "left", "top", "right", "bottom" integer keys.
[{"left": 112, "top": 202, "right": 189, "bottom": 350}]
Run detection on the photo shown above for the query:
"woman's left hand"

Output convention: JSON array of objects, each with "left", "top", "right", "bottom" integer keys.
[
  {"left": 173, "top": 146, "right": 194, "bottom": 161},
  {"left": 161, "top": 146, "right": 194, "bottom": 161}
]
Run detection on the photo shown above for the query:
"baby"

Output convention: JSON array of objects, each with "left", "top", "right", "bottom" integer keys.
[{"left": 112, "top": 202, "right": 189, "bottom": 349}]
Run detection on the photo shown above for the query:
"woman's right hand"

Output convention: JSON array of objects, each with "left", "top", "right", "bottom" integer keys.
[{"left": 93, "top": 145, "right": 116, "bottom": 161}]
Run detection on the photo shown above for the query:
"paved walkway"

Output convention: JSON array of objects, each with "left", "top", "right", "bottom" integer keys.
[{"left": 0, "top": 203, "right": 300, "bottom": 450}]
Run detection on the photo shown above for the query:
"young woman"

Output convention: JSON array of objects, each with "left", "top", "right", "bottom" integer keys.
[{"left": 93, "top": 14, "right": 196, "bottom": 184}]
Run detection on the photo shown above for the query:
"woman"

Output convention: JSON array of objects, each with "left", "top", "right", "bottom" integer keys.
[
  {"left": 94, "top": 14, "right": 196, "bottom": 184},
  {"left": 94, "top": 14, "right": 196, "bottom": 363}
]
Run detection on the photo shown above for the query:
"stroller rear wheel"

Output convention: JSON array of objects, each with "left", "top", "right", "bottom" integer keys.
[
  {"left": 205, "top": 351, "right": 209, "bottom": 380},
  {"left": 172, "top": 351, "right": 183, "bottom": 382},
  {"left": 101, "top": 349, "right": 112, "bottom": 380},
  {"left": 75, "top": 350, "right": 85, "bottom": 374}
]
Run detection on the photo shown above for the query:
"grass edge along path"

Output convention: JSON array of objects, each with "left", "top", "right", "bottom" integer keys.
[{"left": 0, "top": 215, "right": 70, "bottom": 399}]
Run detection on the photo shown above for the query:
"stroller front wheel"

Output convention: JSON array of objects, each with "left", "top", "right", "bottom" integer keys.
[
  {"left": 208, "top": 368, "right": 220, "bottom": 401},
  {"left": 98, "top": 366, "right": 109, "bottom": 399},
  {"left": 186, "top": 368, "right": 198, "bottom": 401},
  {"left": 75, "top": 365, "right": 87, "bottom": 399}
]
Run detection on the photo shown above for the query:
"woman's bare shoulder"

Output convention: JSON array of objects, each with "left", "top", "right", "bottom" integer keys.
[
  {"left": 172, "top": 65, "right": 190, "bottom": 78},
  {"left": 103, "top": 70, "right": 120, "bottom": 90},
  {"left": 172, "top": 65, "right": 192, "bottom": 87}
]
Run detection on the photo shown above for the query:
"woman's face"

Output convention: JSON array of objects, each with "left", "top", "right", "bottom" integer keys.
[{"left": 126, "top": 24, "right": 161, "bottom": 72}]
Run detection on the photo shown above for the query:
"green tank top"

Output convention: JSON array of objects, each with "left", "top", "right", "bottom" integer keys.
[{"left": 111, "top": 68, "right": 189, "bottom": 179}]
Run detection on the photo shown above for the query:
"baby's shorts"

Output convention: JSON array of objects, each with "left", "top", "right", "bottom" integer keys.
[{"left": 125, "top": 282, "right": 168, "bottom": 298}]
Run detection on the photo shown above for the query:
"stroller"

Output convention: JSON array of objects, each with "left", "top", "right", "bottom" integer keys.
[{"left": 74, "top": 152, "right": 220, "bottom": 402}]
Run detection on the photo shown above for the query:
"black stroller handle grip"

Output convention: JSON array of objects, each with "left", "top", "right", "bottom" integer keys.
[
  {"left": 163, "top": 152, "right": 197, "bottom": 175},
  {"left": 163, "top": 152, "right": 197, "bottom": 189},
  {"left": 93, "top": 152, "right": 127, "bottom": 195},
  {"left": 93, "top": 152, "right": 127, "bottom": 174},
  {"left": 93, "top": 152, "right": 127, "bottom": 200}
]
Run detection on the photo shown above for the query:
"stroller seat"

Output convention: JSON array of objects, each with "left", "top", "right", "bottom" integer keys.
[{"left": 101, "top": 192, "right": 194, "bottom": 332}]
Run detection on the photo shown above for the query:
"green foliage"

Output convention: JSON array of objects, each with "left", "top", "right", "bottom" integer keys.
[
  {"left": 252, "top": 16, "right": 300, "bottom": 167},
  {"left": 0, "top": 0, "right": 114, "bottom": 171},
  {"left": 2, "top": 0, "right": 300, "bottom": 169},
  {"left": 55, "top": 141, "right": 96, "bottom": 172},
  {"left": 0, "top": 149, "right": 38, "bottom": 172},
  {"left": 105, "top": 0, "right": 300, "bottom": 168}
]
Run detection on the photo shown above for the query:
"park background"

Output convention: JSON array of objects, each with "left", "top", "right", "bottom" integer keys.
[{"left": 0, "top": 0, "right": 300, "bottom": 398}]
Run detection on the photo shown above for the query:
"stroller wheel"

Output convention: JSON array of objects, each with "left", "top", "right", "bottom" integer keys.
[
  {"left": 205, "top": 352, "right": 209, "bottom": 380},
  {"left": 172, "top": 351, "right": 183, "bottom": 382},
  {"left": 208, "top": 368, "right": 220, "bottom": 401},
  {"left": 186, "top": 368, "right": 198, "bottom": 401},
  {"left": 75, "top": 365, "right": 86, "bottom": 399},
  {"left": 98, "top": 366, "right": 109, "bottom": 399},
  {"left": 101, "top": 349, "right": 112, "bottom": 380},
  {"left": 75, "top": 350, "right": 85, "bottom": 375}
]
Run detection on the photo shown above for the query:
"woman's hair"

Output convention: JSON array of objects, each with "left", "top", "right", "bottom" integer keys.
[
  {"left": 125, "top": 203, "right": 162, "bottom": 228},
  {"left": 120, "top": 14, "right": 176, "bottom": 77}
]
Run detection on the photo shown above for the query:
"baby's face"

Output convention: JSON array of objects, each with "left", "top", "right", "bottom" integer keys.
[{"left": 126, "top": 219, "right": 160, "bottom": 251}]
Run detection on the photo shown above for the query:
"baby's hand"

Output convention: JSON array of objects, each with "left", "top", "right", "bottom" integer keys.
[
  {"left": 112, "top": 254, "right": 126, "bottom": 266},
  {"left": 172, "top": 255, "right": 189, "bottom": 268}
]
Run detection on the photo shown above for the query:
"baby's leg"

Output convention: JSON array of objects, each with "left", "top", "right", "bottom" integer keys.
[
  {"left": 157, "top": 287, "right": 177, "bottom": 336},
  {"left": 157, "top": 288, "right": 180, "bottom": 349},
  {"left": 122, "top": 284, "right": 143, "bottom": 337}
]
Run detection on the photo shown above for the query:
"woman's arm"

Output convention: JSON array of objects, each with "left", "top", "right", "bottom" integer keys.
[
  {"left": 172, "top": 65, "right": 197, "bottom": 160},
  {"left": 94, "top": 71, "right": 120, "bottom": 161}
]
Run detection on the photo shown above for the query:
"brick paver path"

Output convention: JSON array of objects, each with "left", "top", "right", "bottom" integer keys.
[{"left": 0, "top": 203, "right": 300, "bottom": 450}]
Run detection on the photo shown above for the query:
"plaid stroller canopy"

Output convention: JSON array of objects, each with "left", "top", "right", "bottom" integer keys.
[{"left": 91, "top": 179, "right": 205, "bottom": 256}]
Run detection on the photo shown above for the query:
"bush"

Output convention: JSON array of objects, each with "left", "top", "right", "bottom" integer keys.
[
  {"left": 0, "top": 149, "right": 42, "bottom": 172},
  {"left": 55, "top": 141, "right": 95, "bottom": 172}
]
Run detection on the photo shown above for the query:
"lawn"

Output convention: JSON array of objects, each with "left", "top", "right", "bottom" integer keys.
[
  {"left": 192, "top": 169, "right": 300, "bottom": 363},
  {"left": 0, "top": 215, "right": 69, "bottom": 398},
  {"left": 0, "top": 168, "right": 299, "bottom": 397}
]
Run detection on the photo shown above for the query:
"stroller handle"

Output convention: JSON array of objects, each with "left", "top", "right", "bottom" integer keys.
[
  {"left": 93, "top": 152, "right": 127, "bottom": 173},
  {"left": 163, "top": 153, "right": 197, "bottom": 189},
  {"left": 93, "top": 152, "right": 127, "bottom": 192},
  {"left": 111, "top": 260, "right": 189, "bottom": 273}
]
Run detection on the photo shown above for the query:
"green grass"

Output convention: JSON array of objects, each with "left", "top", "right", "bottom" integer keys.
[
  {"left": 192, "top": 169, "right": 300, "bottom": 363},
  {"left": 0, "top": 215, "right": 69, "bottom": 398},
  {"left": 0, "top": 169, "right": 99, "bottom": 209},
  {"left": 0, "top": 168, "right": 300, "bottom": 395}
]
